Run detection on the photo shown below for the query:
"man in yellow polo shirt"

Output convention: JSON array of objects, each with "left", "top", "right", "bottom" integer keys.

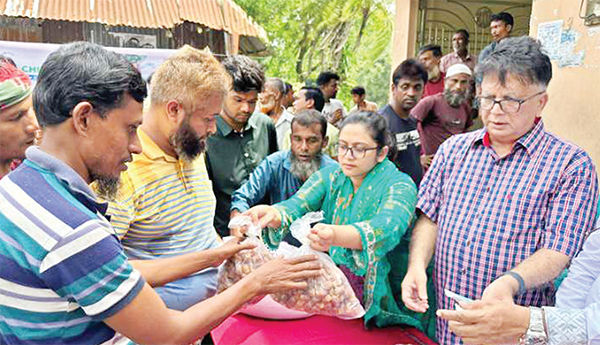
[{"left": 106, "top": 46, "right": 250, "bottom": 311}]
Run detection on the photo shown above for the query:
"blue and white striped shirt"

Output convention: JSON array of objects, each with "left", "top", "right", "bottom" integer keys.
[{"left": 0, "top": 147, "right": 144, "bottom": 345}]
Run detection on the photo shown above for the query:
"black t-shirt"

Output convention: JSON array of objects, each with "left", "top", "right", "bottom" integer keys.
[{"left": 378, "top": 104, "right": 423, "bottom": 186}]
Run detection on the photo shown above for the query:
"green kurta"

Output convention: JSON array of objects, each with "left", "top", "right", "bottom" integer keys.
[{"left": 263, "top": 159, "right": 436, "bottom": 339}]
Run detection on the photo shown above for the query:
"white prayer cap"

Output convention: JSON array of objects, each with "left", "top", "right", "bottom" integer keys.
[{"left": 445, "top": 64, "right": 472, "bottom": 78}]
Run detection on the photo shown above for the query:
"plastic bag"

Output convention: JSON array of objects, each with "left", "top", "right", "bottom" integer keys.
[
  {"left": 271, "top": 212, "right": 366, "bottom": 319},
  {"left": 238, "top": 242, "right": 314, "bottom": 319},
  {"left": 216, "top": 216, "right": 274, "bottom": 304}
]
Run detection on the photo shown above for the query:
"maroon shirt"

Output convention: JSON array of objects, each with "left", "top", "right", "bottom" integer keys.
[
  {"left": 410, "top": 93, "right": 472, "bottom": 155},
  {"left": 422, "top": 73, "right": 445, "bottom": 98}
]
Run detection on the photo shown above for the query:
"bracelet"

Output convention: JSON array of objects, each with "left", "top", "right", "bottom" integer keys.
[{"left": 503, "top": 271, "right": 526, "bottom": 295}]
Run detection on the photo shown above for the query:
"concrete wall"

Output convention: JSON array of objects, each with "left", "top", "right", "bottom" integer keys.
[{"left": 530, "top": 0, "right": 600, "bottom": 166}]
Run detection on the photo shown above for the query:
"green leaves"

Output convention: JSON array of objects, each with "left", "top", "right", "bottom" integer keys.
[{"left": 235, "top": 0, "right": 394, "bottom": 108}]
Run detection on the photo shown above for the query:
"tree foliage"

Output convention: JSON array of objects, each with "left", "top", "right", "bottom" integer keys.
[{"left": 235, "top": 0, "right": 394, "bottom": 108}]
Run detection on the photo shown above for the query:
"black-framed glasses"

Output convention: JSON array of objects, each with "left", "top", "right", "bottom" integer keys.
[
  {"left": 336, "top": 143, "right": 379, "bottom": 159},
  {"left": 477, "top": 90, "right": 546, "bottom": 114}
]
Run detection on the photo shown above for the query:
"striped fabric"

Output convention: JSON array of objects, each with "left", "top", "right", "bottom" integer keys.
[
  {"left": 107, "top": 128, "right": 220, "bottom": 260},
  {"left": 417, "top": 120, "right": 599, "bottom": 344},
  {"left": 0, "top": 158, "right": 144, "bottom": 344}
]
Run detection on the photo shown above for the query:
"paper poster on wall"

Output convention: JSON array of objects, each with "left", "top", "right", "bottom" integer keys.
[
  {"left": 0, "top": 40, "right": 175, "bottom": 82},
  {"left": 557, "top": 30, "right": 585, "bottom": 67},
  {"left": 537, "top": 20, "right": 563, "bottom": 60},
  {"left": 537, "top": 20, "right": 585, "bottom": 67}
]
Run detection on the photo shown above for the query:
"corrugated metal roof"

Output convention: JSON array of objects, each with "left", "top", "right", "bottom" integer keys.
[
  {"left": 222, "top": 0, "right": 261, "bottom": 37},
  {"left": 179, "top": 0, "right": 224, "bottom": 31},
  {"left": 0, "top": 0, "right": 263, "bottom": 37}
]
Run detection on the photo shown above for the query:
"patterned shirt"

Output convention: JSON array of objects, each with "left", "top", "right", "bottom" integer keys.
[
  {"left": 106, "top": 129, "right": 221, "bottom": 310},
  {"left": 417, "top": 120, "right": 598, "bottom": 344},
  {"left": 439, "top": 52, "right": 478, "bottom": 74},
  {"left": 545, "top": 218, "right": 600, "bottom": 344},
  {"left": 0, "top": 147, "right": 144, "bottom": 345},
  {"left": 379, "top": 104, "right": 423, "bottom": 186}
]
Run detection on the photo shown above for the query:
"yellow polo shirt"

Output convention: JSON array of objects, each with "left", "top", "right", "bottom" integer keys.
[{"left": 107, "top": 128, "right": 220, "bottom": 259}]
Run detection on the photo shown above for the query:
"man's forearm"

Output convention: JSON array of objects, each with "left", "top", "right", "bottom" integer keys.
[
  {"left": 408, "top": 214, "right": 438, "bottom": 270},
  {"left": 511, "top": 249, "right": 570, "bottom": 290},
  {"left": 131, "top": 250, "right": 218, "bottom": 287},
  {"left": 170, "top": 275, "right": 261, "bottom": 344}
]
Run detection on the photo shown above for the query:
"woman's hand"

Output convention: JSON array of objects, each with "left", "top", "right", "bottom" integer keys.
[
  {"left": 242, "top": 205, "right": 282, "bottom": 231},
  {"left": 308, "top": 223, "right": 336, "bottom": 252}
]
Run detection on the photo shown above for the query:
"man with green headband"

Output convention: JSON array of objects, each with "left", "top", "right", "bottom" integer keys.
[{"left": 0, "top": 60, "right": 40, "bottom": 178}]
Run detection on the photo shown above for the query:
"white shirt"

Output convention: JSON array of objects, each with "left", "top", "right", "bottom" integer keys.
[
  {"left": 322, "top": 99, "right": 346, "bottom": 126},
  {"left": 274, "top": 108, "right": 294, "bottom": 150}
]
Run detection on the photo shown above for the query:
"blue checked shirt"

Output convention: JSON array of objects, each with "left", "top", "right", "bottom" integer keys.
[{"left": 417, "top": 120, "right": 599, "bottom": 344}]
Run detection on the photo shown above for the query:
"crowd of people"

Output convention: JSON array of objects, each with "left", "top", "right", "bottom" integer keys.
[{"left": 1, "top": 10, "right": 599, "bottom": 345}]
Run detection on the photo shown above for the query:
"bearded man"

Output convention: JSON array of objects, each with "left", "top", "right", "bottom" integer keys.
[
  {"left": 105, "top": 45, "right": 249, "bottom": 311},
  {"left": 410, "top": 64, "right": 473, "bottom": 170},
  {"left": 230, "top": 109, "right": 336, "bottom": 245}
]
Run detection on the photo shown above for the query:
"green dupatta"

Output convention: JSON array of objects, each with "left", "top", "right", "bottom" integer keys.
[{"left": 263, "top": 159, "right": 436, "bottom": 339}]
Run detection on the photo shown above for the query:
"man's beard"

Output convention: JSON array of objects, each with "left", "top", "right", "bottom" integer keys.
[
  {"left": 290, "top": 151, "right": 322, "bottom": 181},
  {"left": 169, "top": 119, "right": 205, "bottom": 162},
  {"left": 93, "top": 174, "right": 120, "bottom": 202},
  {"left": 444, "top": 88, "right": 470, "bottom": 107}
]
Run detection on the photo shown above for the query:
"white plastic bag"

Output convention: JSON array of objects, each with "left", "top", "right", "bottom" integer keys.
[
  {"left": 216, "top": 216, "right": 274, "bottom": 305},
  {"left": 271, "top": 212, "right": 366, "bottom": 319}
]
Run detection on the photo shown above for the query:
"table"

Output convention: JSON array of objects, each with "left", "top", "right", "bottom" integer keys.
[{"left": 211, "top": 314, "right": 437, "bottom": 345}]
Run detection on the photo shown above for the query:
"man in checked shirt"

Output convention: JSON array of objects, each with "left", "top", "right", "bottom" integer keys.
[{"left": 401, "top": 36, "right": 599, "bottom": 344}]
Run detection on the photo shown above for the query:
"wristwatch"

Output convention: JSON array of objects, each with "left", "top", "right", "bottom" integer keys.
[{"left": 520, "top": 307, "right": 548, "bottom": 345}]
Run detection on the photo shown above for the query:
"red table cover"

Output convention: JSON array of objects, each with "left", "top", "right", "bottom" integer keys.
[{"left": 211, "top": 314, "right": 437, "bottom": 345}]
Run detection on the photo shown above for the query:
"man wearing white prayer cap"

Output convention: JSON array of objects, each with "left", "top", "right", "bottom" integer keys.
[{"left": 410, "top": 63, "right": 473, "bottom": 170}]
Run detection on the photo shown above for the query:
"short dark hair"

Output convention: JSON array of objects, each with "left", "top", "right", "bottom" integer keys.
[
  {"left": 316, "top": 71, "right": 340, "bottom": 87},
  {"left": 292, "top": 109, "right": 327, "bottom": 139},
  {"left": 475, "top": 36, "right": 552, "bottom": 87},
  {"left": 491, "top": 12, "right": 514, "bottom": 28},
  {"left": 392, "top": 59, "right": 428, "bottom": 86},
  {"left": 33, "top": 41, "right": 147, "bottom": 127},
  {"left": 222, "top": 55, "right": 265, "bottom": 93},
  {"left": 0, "top": 54, "right": 16, "bottom": 67},
  {"left": 418, "top": 44, "right": 442, "bottom": 58},
  {"left": 284, "top": 82, "right": 293, "bottom": 94},
  {"left": 455, "top": 29, "right": 470, "bottom": 43},
  {"left": 350, "top": 86, "right": 366, "bottom": 96},
  {"left": 301, "top": 86, "right": 325, "bottom": 112}
]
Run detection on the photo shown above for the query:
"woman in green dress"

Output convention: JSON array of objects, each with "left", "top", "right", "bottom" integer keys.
[{"left": 246, "top": 111, "right": 436, "bottom": 339}]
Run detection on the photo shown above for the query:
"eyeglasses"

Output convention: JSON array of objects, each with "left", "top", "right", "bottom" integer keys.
[
  {"left": 477, "top": 90, "right": 545, "bottom": 114},
  {"left": 336, "top": 143, "right": 379, "bottom": 159}
]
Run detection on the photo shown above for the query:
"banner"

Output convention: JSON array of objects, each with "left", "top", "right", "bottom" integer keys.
[{"left": 0, "top": 40, "right": 176, "bottom": 82}]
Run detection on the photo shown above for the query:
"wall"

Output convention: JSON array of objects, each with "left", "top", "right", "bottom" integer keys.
[{"left": 530, "top": 0, "right": 600, "bottom": 166}]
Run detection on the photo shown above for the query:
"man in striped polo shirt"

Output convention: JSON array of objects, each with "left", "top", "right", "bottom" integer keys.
[
  {"left": 105, "top": 46, "right": 253, "bottom": 311},
  {"left": 402, "top": 36, "right": 599, "bottom": 344},
  {"left": 0, "top": 42, "right": 321, "bottom": 345}
]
